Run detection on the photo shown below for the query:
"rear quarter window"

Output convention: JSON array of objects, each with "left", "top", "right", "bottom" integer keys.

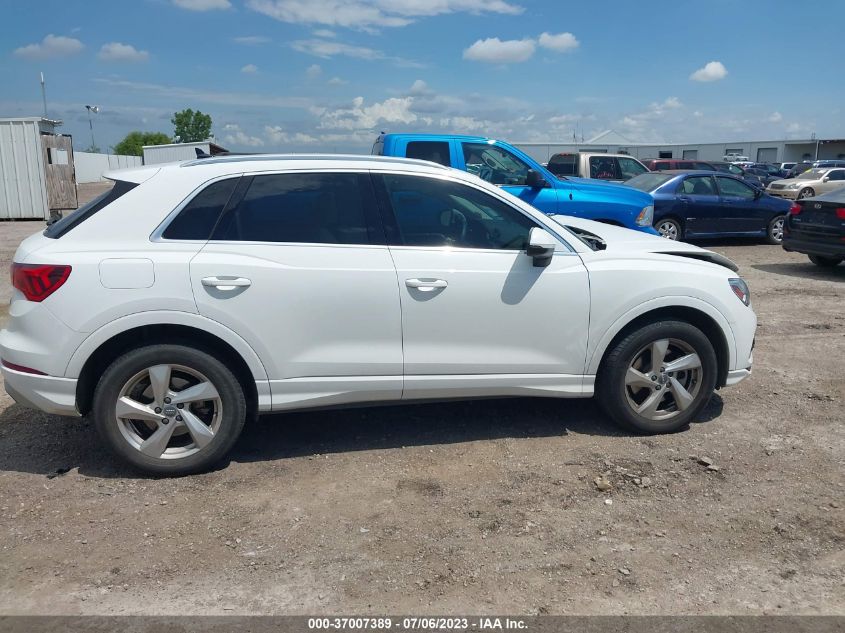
[
  {"left": 44, "top": 180, "right": 137, "bottom": 239},
  {"left": 162, "top": 177, "right": 240, "bottom": 240}
]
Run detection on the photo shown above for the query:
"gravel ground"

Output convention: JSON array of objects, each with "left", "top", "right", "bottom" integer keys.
[{"left": 0, "top": 197, "right": 842, "bottom": 615}]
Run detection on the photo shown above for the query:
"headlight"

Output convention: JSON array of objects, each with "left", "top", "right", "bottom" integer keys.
[
  {"left": 636, "top": 205, "right": 654, "bottom": 226},
  {"left": 729, "top": 278, "right": 751, "bottom": 306},
  {"left": 787, "top": 183, "right": 800, "bottom": 189}
]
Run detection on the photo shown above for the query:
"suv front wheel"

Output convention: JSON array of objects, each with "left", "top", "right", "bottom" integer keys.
[
  {"left": 597, "top": 321, "right": 718, "bottom": 434},
  {"left": 93, "top": 344, "right": 247, "bottom": 475}
]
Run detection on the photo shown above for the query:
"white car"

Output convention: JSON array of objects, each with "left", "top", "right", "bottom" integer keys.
[{"left": 0, "top": 155, "right": 756, "bottom": 475}]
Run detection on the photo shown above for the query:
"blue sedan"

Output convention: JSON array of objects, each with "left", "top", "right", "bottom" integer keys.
[{"left": 625, "top": 170, "right": 793, "bottom": 244}]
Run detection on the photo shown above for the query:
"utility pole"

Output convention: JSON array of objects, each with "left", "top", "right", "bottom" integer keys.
[
  {"left": 40, "top": 72, "right": 48, "bottom": 118},
  {"left": 85, "top": 105, "right": 99, "bottom": 152}
]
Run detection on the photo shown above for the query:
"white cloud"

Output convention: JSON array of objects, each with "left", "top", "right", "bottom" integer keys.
[
  {"left": 662, "top": 96, "right": 682, "bottom": 109},
  {"left": 768, "top": 111, "right": 783, "bottom": 123},
  {"left": 409, "top": 79, "right": 430, "bottom": 95},
  {"left": 223, "top": 123, "right": 264, "bottom": 147},
  {"left": 292, "top": 38, "right": 383, "bottom": 60},
  {"left": 319, "top": 96, "right": 418, "bottom": 130},
  {"left": 327, "top": 76, "right": 348, "bottom": 85},
  {"left": 14, "top": 34, "right": 84, "bottom": 60},
  {"left": 172, "top": 0, "right": 231, "bottom": 10},
  {"left": 690, "top": 61, "right": 728, "bottom": 82},
  {"left": 306, "top": 63, "right": 322, "bottom": 78},
  {"left": 241, "top": 63, "right": 259, "bottom": 73},
  {"left": 538, "top": 32, "right": 578, "bottom": 52},
  {"left": 265, "top": 125, "right": 320, "bottom": 144},
  {"left": 463, "top": 37, "right": 535, "bottom": 64},
  {"left": 246, "top": 0, "right": 522, "bottom": 30},
  {"left": 313, "top": 29, "right": 337, "bottom": 38},
  {"left": 98, "top": 42, "right": 149, "bottom": 62},
  {"left": 233, "top": 35, "right": 270, "bottom": 44},
  {"left": 693, "top": 110, "right": 703, "bottom": 117}
]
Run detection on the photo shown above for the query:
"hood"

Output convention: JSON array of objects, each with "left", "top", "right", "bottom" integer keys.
[
  {"left": 771, "top": 176, "right": 818, "bottom": 187},
  {"left": 558, "top": 176, "right": 654, "bottom": 207},
  {"left": 549, "top": 214, "right": 739, "bottom": 272}
]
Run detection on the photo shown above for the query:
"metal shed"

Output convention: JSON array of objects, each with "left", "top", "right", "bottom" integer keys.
[
  {"left": 0, "top": 117, "right": 77, "bottom": 220},
  {"left": 142, "top": 140, "right": 228, "bottom": 165}
]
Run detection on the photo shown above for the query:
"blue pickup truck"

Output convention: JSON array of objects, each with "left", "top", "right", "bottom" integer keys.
[{"left": 373, "top": 133, "right": 657, "bottom": 234}]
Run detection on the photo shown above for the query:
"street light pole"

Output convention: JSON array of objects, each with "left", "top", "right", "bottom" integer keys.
[{"left": 85, "top": 105, "right": 99, "bottom": 152}]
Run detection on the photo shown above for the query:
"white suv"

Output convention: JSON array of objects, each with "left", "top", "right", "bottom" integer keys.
[{"left": 1, "top": 155, "right": 756, "bottom": 475}]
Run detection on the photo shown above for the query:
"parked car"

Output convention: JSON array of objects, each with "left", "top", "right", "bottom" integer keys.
[
  {"left": 374, "top": 133, "right": 657, "bottom": 233},
  {"left": 786, "top": 162, "right": 814, "bottom": 178},
  {"left": 723, "top": 154, "right": 750, "bottom": 162},
  {"left": 747, "top": 163, "right": 783, "bottom": 179},
  {"left": 642, "top": 159, "right": 718, "bottom": 171},
  {"left": 780, "top": 162, "right": 797, "bottom": 175},
  {"left": 766, "top": 167, "right": 845, "bottom": 200},
  {"left": 742, "top": 166, "right": 780, "bottom": 187},
  {"left": 812, "top": 159, "right": 845, "bottom": 169},
  {"left": 546, "top": 152, "right": 649, "bottom": 182},
  {"left": 783, "top": 188, "right": 845, "bottom": 267},
  {"left": 625, "top": 170, "right": 791, "bottom": 243},
  {"left": 0, "top": 155, "right": 757, "bottom": 474},
  {"left": 711, "top": 162, "right": 767, "bottom": 189}
]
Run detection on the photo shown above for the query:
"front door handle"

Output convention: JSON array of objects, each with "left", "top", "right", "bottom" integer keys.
[
  {"left": 405, "top": 278, "right": 448, "bottom": 291},
  {"left": 201, "top": 276, "right": 251, "bottom": 291}
]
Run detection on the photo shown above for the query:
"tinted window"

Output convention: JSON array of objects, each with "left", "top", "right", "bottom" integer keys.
[
  {"left": 679, "top": 176, "right": 716, "bottom": 195},
  {"left": 213, "top": 173, "right": 371, "bottom": 244},
  {"left": 693, "top": 162, "right": 715, "bottom": 170},
  {"left": 589, "top": 156, "right": 620, "bottom": 179},
  {"left": 655, "top": 162, "right": 670, "bottom": 171},
  {"left": 44, "top": 180, "right": 137, "bottom": 239},
  {"left": 547, "top": 154, "right": 577, "bottom": 177},
  {"left": 828, "top": 170, "right": 845, "bottom": 181},
  {"left": 406, "top": 141, "right": 451, "bottom": 167},
  {"left": 462, "top": 143, "right": 531, "bottom": 186},
  {"left": 716, "top": 176, "right": 755, "bottom": 199},
  {"left": 163, "top": 178, "right": 238, "bottom": 240},
  {"left": 381, "top": 174, "right": 539, "bottom": 250},
  {"left": 618, "top": 156, "right": 647, "bottom": 179}
]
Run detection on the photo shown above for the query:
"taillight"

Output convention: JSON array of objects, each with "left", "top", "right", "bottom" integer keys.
[
  {"left": 11, "top": 263, "right": 71, "bottom": 302},
  {"left": 836, "top": 208, "right": 845, "bottom": 220},
  {"left": 789, "top": 203, "right": 802, "bottom": 215}
]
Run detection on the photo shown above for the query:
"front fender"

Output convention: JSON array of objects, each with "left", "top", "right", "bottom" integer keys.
[{"left": 586, "top": 295, "right": 737, "bottom": 375}]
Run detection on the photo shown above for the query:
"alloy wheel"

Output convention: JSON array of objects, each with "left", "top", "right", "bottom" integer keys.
[
  {"left": 657, "top": 220, "right": 679, "bottom": 240},
  {"left": 624, "top": 338, "right": 703, "bottom": 421},
  {"left": 115, "top": 364, "right": 222, "bottom": 460},
  {"left": 770, "top": 217, "right": 784, "bottom": 242}
]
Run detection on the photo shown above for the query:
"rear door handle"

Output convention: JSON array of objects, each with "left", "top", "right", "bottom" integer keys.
[
  {"left": 405, "top": 278, "right": 448, "bottom": 291},
  {"left": 201, "top": 276, "right": 251, "bottom": 291}
]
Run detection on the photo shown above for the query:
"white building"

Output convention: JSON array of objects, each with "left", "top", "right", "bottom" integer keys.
[
  {"left": 142, "top": 140, "right": 228, "bottom": 165},
  {"left": 515, "top": 130, "right": 845, "bottom": 165}
]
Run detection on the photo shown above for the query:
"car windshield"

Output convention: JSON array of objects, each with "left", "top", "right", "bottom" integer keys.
[
  {"left": 624, "top": 173, "right": 674, "bottom": 192},
  {"left": 798, "top": 169, "right": 825, "bottom": 180}
]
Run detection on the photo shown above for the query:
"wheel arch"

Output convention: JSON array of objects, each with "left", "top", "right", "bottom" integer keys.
[
  {"left": 68, "top": 313, "right": 269, "bottom": 416},
  {"left": 590, "top": 302, "right": 733, "bottom": 389}
]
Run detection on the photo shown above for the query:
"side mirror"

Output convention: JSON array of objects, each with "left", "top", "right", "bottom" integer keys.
[
  {"left": 822, "top": 176, "right": 830, "bottom": 182},
  {"left": 754, "top": 187, "right": 763, "bottom": 198},
  {"left": 525, "top": 169, "right": 549, "bottom": 189},
  {"left": 526, "top": 227, "right": 556, "bottom": 267}
]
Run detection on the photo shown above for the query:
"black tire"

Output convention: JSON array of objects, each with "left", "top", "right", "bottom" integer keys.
[
  {"left": 808, "top": 255, "right": 843, "bottom": 267},
  {"left": 93, "top": 344, "right": 247, "bottom": 476},
  {"left": 654, "top": 217, "right": 683, "bottom": 241},
  {"left": 596, "top": 320, "right": 718, "bottom": 434},
  {"left": 765, "top": 215, "right": 785, "bottom": 245},
  {"left": 797, "top": 188, "right": 815, "bottom": 200}
]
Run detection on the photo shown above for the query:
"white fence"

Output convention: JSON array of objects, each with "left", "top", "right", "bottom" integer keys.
[{"left": 75, "top": 151, "right": 142, "bottom": 183}]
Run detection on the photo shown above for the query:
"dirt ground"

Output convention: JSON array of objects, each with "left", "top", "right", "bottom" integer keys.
[{"left": 0, "top": 189, "right": 842, "bottom": 615}]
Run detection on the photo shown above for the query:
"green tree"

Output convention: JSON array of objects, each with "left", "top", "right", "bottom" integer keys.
[
  {"left": 114, "top": 131, "right": 172, "bottom": 156},
  {"left": 171, "top": 108, "right": 213, "bottom": 143}
]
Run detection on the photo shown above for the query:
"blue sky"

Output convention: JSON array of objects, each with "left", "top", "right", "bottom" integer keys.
[{"left": 2, "top": 0, "right": 843, "bottom": 153}]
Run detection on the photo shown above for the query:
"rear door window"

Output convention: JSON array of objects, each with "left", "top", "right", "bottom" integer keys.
[
  {"left": 212, "top": 172, "right": 376, "bottom": 244},
  {"left": 678, "top": 176, "right": 717, "bottom": 195},
  {"left": 617, "top": 157, "right": 647, "bottom": 179},
  {"left": 162, "top": 177, "right": 239, "bottom": 240},
  {"left": 406, "top": 141, "right": 451, "bottom": 167},
  {"left": 589, "top": 156, "right": 620, "bottom": 180}
]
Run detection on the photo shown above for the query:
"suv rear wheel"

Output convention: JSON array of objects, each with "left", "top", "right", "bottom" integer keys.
[
  {"left": 597, "top": 321, "right": 718, "bottom": 434},
  {"left": 93, "top": 344, "right": 246, "bottom": 475},
  {"left": 808, "top": 255, "right": 843, "bottom": 267}
]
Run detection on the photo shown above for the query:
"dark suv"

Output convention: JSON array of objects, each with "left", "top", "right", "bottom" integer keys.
[{"left": 783, "top": 188, "right": 845, "bottom": 267}]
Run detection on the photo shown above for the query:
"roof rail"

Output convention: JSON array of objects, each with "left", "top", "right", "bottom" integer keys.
[{"left": 179, "top": 153, "right": 451, "bottom": 169}]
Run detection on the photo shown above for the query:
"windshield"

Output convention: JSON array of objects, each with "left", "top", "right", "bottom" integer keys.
[
  {"left": 624, "top": 172, "right": 674, "bottom": 192},
  {"left": 798, "top": 169, "right": 825, "bottom": 180}
]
